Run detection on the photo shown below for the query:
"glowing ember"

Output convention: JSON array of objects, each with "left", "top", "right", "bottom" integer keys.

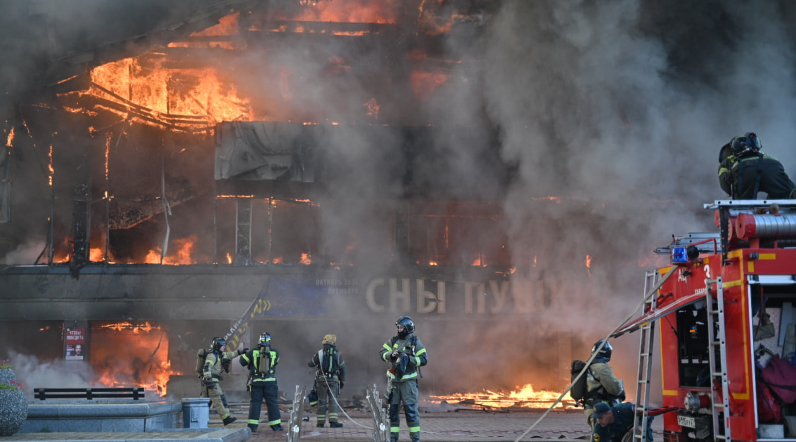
[
  {"left": 276, "top": 0, "right": 401, "bottom": 23},
  {"left": 5, "top": 127, "right": 13, "bottom": 147},
  {"left": 99, "top": 321, "right": 161, "bottom": 333},
  {"left": 430, "top": 384, "right": 574, "bottom": 409},
  {"left": 410, "top": 70, "right": 450, "bottom": 99},
  {"left": 364, "top": 98, "right": 381, "bottom": 119},
  {"left": 168, "top": 13, "right": 239, "bottom": 49}
]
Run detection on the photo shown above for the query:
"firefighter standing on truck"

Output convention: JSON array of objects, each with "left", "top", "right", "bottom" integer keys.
[
  {"left": 308, "top": 334, "right": 346, "bottom": 428},
  {"left": 718, "top": 132, "right": 796, "bottom": 199},
  {"left": 200, "top": 337, "right": 244, "bottom": 426},
  {"left": 239, "top": 332, "right": 283, "bottom": 433},
  {"left": 380, "top": 316, "right": 428, "bottom": 442},
  {"left": 584, "top": 340, "right": 625, "bottom": 429}
]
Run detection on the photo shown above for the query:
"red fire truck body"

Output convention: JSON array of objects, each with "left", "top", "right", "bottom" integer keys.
[{"left": 619, "top": 200, "right": 796, "bottom": 442}]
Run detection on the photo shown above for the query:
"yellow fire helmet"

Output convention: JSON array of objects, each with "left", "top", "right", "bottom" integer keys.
[{"left": 322, "top": 334, "right": 337, "bottom": 345}]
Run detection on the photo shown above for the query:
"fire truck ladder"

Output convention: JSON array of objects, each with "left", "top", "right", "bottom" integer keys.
[
  {"left": 631, "top": 270, "right": 659, "bottom": 442},
  {"left": 706, "top": 276, "right": 731, "bottom": 441}
]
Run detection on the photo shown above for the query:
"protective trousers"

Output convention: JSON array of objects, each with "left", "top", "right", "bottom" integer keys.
[
  {"left": 247, "top": 381, "right": 281, "bottom": 431},
  {"left": 389, "top": 379, "right": 420, "bottom": 442},
  {"left": 316, "top": 376, "right": 340, "bottom": 425},
  {"left": 201, "top": 381, "right": 231, "bottom": 420}
]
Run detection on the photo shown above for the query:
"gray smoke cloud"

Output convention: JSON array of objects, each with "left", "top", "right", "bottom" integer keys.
[{"left": 3, "top": 0, "right": 796, "bottom": 404}]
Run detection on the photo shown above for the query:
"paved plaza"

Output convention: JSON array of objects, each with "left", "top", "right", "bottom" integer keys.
[{"left": 3, "top": 404, "right": 665, "bottom": 442}]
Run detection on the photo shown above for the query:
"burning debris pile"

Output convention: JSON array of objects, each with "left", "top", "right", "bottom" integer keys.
[{"left": 429, "top": 384, "right": 576, "bottom": 411}]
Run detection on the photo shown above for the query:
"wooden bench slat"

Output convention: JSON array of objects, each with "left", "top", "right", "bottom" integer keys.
[{"left": 34, "top": 387, "right": 145, "bottom": 400}]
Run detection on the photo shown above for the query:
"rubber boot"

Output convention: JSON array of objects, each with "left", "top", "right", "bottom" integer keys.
[
  {"left": 317, "top": 422, "right": 325, "bottom": 427},
  {"left": 248, "top": 424, "right": 257, "bottom": 433},
  {"left": 330, "top": 422, "right": 344, "bottom": 428},
  {"left": 271, "top": 424, "right": 284, "bottom": 431},
  {"left": 222, "top": 416, "right": 237, "bottom": 426}
]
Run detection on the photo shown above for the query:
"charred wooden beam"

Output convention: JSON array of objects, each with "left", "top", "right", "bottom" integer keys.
[
  {"left": 235, "top": 198, "right": 252, "bottom": 265},
  {"left": 70, "top": 183, "right": 91, "bottom": 276}
]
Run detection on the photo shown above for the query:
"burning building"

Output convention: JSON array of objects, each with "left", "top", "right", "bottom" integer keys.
[{"left": 4, "top": 0, "right": 792, "bottom": 409}]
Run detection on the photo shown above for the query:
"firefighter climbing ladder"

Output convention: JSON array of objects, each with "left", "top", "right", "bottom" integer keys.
[
  {"left": 631, "top": 270, "right": 659, "bottom": 442},
  {"left": 706, "top": 276, "right": 731, "bottom": 441}
]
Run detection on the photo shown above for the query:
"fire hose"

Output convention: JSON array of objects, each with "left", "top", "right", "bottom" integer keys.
[
  {"left": 512, "top": 266, "right": 676, "bottom": 442},
  {"left": 309, "top": 266, "right": 676, "bottom": 439},
  {"left": 316, "top": 371, "right": 373, "bottom": 429}
]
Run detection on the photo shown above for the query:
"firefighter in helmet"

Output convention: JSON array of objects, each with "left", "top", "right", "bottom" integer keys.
[
  {"left": 591, "top": 402, "right": 636, "bottom": 442},
  {"left": 379, "top": 316, "right": 428, "bottom": 442},
  {"left": 201, "top": 337, "right": 245, "bottom": 426},
  {"left": 308, "top": 334, "right": 346, "bottom": 428},
  {"left": 584, "top": 340, "right": 625, "bottom": 428},
  {"left": 239, "top": 332, "right": 283, "bottom": 433},
  {"left": 718, "top": 132, "right": 796, "bottom": 199}
]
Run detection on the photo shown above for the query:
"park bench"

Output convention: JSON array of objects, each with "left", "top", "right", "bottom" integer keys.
[{"left": 34, "top": 387, "right": 145, "bottom": 401}]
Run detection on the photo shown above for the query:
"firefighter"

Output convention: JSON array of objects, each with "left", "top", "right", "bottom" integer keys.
[
  {"left": 201, "top": 337, "right": 244, "bottom": 426},
  {"left": 591, "top": 402, "right": 635, "bottom": 442},
  {"left": 584, "top": 340, "right": 624, "bottom": 428},
  {"left": 718, "top": 132, "right": 796, "bottom": 200},
  {"left": 379, "top": 316, "right": 428, "bottom": 442},
  {"left": 239, "top": 332, "right": 283, "bottom": 433},
  {"left": 308, "top": 334, "right": 346, "bottom": 428}
]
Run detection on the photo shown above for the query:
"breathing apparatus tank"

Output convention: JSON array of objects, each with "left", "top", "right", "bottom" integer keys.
[{"left": 257, "top": 332, "right": 272, "bottom": 375}]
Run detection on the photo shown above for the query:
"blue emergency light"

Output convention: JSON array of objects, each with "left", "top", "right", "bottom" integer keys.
[{"left": 671, "top": 247, "right": 688, "bottom": 264}]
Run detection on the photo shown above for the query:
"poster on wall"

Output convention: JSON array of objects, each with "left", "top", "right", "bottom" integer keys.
[{"left": 65, "top": 327, "right": 85, "bottom": 360}]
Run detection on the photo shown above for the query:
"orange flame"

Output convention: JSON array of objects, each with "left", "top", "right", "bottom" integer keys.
[
  {"left": 92, "top": 322, "right": 178, "bottom": 396},
  {"left": 430, "top": 384, "right": 573, "bottom": 409},
  {"left": 76, "top": 56, "right": 253, "bottom": 130},
  {"left": 300, "top": 253, "right": 312, "bottom": 265},
  {"left": 143, "top": 235, "right": 199, "bottom": 265}
]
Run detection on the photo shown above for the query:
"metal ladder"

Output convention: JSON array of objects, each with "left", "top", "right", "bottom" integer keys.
[
  {"left": 632, "top": 270, "right": 659, "bottom": 441},
  {"left": 706, "top": 277, "right": 731, "bottom": 441}
]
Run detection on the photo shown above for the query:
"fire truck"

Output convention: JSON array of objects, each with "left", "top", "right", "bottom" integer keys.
[{"left": 615, "top": 200, "right": 796, "bottom": 442}]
